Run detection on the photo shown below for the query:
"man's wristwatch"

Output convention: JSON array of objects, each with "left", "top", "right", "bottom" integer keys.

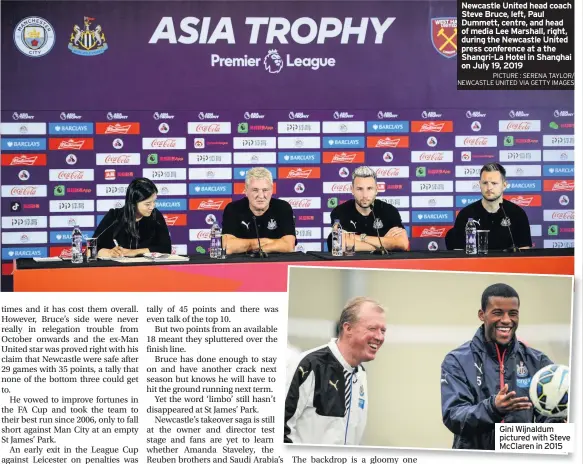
[{"left": 360, "top": 233, "right": 367, "bottom": 242}]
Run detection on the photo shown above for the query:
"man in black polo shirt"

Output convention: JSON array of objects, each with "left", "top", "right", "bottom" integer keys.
[
  {"left": 450, "top": 163, "right": 532, "bottom": 250},
  {"left": 222, "top": 167, "right": 296, "bottom": 254},
  {"left": 327, "top": 166, "right": 409, "bottom": 252}
]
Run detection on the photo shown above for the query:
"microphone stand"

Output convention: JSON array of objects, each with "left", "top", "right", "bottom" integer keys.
[
  {"left": 370, "top": 206, "right": 389, "bottom": 255},
  {"left": 499, "top": 203, "right": 520, "bottom": 253},
  {"left": 248, "top": 216, "right": 268, "bottom": 258}
]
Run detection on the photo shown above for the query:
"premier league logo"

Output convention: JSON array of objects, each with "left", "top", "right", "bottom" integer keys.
[
  {"left": 264, "top": 49, "right": 283, "bottom": 74},
  {"left": 431, "top": 18, "right": 457, "bottom": 58}
]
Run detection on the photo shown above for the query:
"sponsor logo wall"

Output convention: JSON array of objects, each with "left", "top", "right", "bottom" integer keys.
[{"left": 0, "top": 2, "right": 574, "bottom": 262}]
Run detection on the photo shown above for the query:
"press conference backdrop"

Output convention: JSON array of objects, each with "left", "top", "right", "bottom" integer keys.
[
  {"left": 1, "top": 1, "right": 574, "bottom": 267},
  {"left": 287, "top": 268, "right": 573, "bottom": 449}
]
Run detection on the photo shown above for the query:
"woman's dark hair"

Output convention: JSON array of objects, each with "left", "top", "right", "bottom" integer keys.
[{"left": 121, "top": 178, "right": 158, "bottom": 239}]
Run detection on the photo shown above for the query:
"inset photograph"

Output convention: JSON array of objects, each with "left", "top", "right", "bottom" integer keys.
[{"left": 284, "top": 267, "right": 573, "bottom": 450}]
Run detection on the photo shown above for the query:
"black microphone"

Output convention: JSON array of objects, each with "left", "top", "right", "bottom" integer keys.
[
  {"left": 249, "top": 216, "right": 268, "bottom": 258},
  {"left": 370, "top": 206, "right": 388, "bottom": 255},
  {"left": 499, "top": 202, "right": 519, "bottom": 253},
  {"left": 93, "top": 218, "right": 119, "bottom": 246}
]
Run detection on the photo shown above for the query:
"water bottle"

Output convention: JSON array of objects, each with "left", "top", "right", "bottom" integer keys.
[
  {"left": 332, "top": 220, "right": 343, "bottom": 257},
  {"left": 465, "top": 218, "right": 477, "bottom": 255},
  {"left": 209, "top": 222, "right": 221, "bottom": 259},
  {"left": 71, "top": 225, "right": 83, "bottom": 263}
]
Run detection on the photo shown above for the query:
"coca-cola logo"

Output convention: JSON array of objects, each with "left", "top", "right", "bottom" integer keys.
[
  {"left": 287, "top": 199, "right": 313, "bottom": 208},
  {"left": 195, "top": 124, "right": 221, "bottom": 133},
  {"left": 464, "top": 137, "right": 488, "bottom": 146},
  {"left": 375, "top": 168, "right": 401, "bottom": 177},
  {"left": 329, "top": 184, "right": 351, "bottom": 193},
  {"left": 505, "top": 121, "right": 532, "bottom": 131},
  {"left": 58, "top": 171, "right": 85, "bottom": 180},
  {"left": 104, "top": 155, "right": 131, "bottom": 164},
  {"left": 552, "top": 211, "right": 574, "bottom": 220},
  {"left": 197, "top": 230, "right": 211, "bottom": 239},
  {"left": 10, "top": 186, "right": 38, "bottom": 196},
  {"left": 150, "top": 139, "right": 177, "bottom": 148},
  {"left": 420, "top": 153, "right": 444, "bottom": 161}
]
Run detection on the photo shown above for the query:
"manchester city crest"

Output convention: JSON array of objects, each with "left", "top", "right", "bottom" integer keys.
[
  {"left": 68, "top": 16, "right": 108, "bottom": 56},
  {"left": 13, "top": 17, "right": 56, "bottom": 57}
]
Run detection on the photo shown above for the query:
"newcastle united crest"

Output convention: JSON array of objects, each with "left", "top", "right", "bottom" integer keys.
[
  {"left": 68, "top": 16, "right": 108, "bottom": 56},
  {"left": 431, "top": 18, "right": 457, "bottom": 58}
]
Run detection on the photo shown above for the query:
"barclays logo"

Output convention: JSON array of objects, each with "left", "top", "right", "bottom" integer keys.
[
  {"left": 1, "top": 138, "right": 46, "bottom": 150},
  {"left": 49, "top": 122, "right": 94, "bottom": 135},
  {"left": 278, "top": 152, "right": 321, "bottom": 164},
  {"left": 189, "top": 183, "right": 232, "bottom": 195},
  {"left": 412, "top": 211, "right": 454, "bottom": 223},
  {"left": 506, "top": 180, "right": 541, "bottom": 192},
  {"left": 367, "top": 121, "right": 409, "bottom": 133},
  {"left": 2, "top": 247, "right": 47, "bottom": 259},
  {"left": 50, "top": 231, "right": 94, "bottom": 243},
  {"left": 323, "top": 137, "right": 364, "bottom": 148},
  {"left": 455, "top": 196, "right": 481, "bottom": 208},
  {"left": 234, "top": 167, "right": 276, "bottom": 180},
  {"left": 544, "top": 165, "right": 574, "bottom": 177},
  {"left": 155, "top": 199, "right": 187, "bottom": 211}
]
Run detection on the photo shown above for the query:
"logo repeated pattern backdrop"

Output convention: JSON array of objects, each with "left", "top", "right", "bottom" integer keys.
[{"left": 0, "top": 1, "right": 574, "bottom": 264}]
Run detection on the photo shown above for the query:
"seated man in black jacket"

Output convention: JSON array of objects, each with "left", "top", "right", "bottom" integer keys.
[
  {"left": 327, "top": 166, "right": 408, "bottom": 252},
  {"left": 222, "top": 167, "right": 296, "bottom": 254},
  {"left": 450, "top": 163, "right": 532, "bottom": 250}
]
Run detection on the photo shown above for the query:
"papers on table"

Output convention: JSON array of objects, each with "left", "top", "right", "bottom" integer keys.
[
  {"left": 143, "top": 253, "right": 190, "bottom": 262},
  {"left": 98, "top": 254, "right": 190, "bottom": 263},
  {"left": 33, "top": 257, "right": 62, "bottom": 262}
]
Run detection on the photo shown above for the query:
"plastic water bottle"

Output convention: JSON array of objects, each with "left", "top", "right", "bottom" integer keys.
[
  {"left": 332, "top": 220, "right": 343, "bottom": 257},
  {"left": 465, "top": 218, "right": 477, "bottom": 255},
  {"left": 71, "top": 225, "right": 83, "bottom": 263},
  {"left": 209, "top": 222, "right": 221, "bottom": 259}
]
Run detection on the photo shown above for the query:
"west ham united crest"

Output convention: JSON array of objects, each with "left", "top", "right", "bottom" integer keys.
[
  {"left": 431, "top": 18, "right": 457, "bottom": 58},
  {"left": 68, "top": 16, "right": 108, "bottom": 56}
]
